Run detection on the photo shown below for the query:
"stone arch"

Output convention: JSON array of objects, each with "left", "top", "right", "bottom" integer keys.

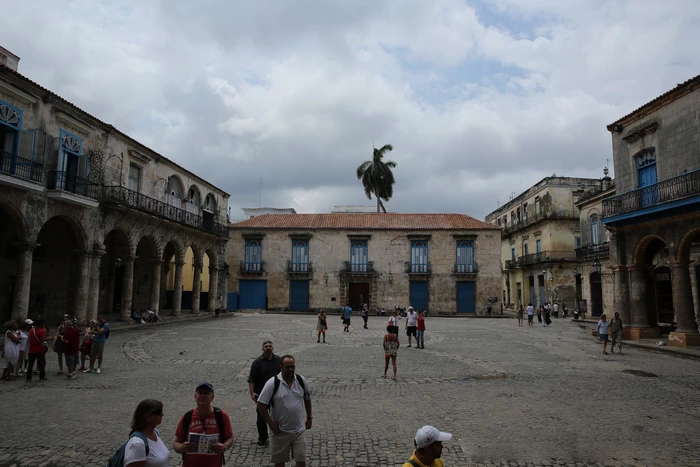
[
  {"left": 675, "top": 227, "right": 700, "bottom": 266},
  {"left": 0, "top": 201, "right": 29, "bottom": 321},
  {"left": 166, "top": 175, "right": 185, "bottom": 206},
  {"left": 205, "top": 247, "right": 219, "bottom": 268},
  {"left": 188, "top": 243, "right": 204, "bottom": 267},
  {"left": 163, "top": 237, "right": 186, "bottom": 264},
  {"left": 203, "top": 193, "right": 217, "bottom": 213},
  {"left": 138, "top": 234, "right": 162, "bottom": 259},
  {"left": 0, "top": 200, "right": 28, "bottom": 243},
  {"left": 33, "top": 214, "right": 89, "bottom": 252},
  {"left": 632, "top": 234, "right": 668, "bottom": 266}
]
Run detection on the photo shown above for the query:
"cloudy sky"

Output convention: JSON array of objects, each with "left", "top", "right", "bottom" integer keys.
[{"left": 5, "top": 0, "right": 699, "bottom": 220}]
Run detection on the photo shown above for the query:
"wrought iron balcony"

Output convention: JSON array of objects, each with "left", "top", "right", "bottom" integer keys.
[
  {"left": 501, "top": 211, "right": 578, "bottom": 237},
  {"left": 505, "top": 259, "right": 519, "bottom": 269},
  {"left": 0, "top": 151, "right": 43, "bottom": 183},
  {"left": 101, "top": 186, "right": 227, "bottom": 236},
  {"left": 454, "top": 262, "right": 478, "bottom": 274},
  {"left": 47, "top": 171, "right": 100, "bottom": 199},
  {"left": 519, "top": 252, "right": 547, "bottom": 266},
  {"left": 575, "top": 243, "right": 609, "bottom": 260},
  {"left": 603, "top": 169, "right": 700, "bottom": 218},
  {"left": 240, "top": 261, "right": 264, "bottom": 273},
  {"left": 405, "top": 262, "right": 431, "bottom": 274},
  {"left": 287, "top": 260, "right": 313, "bottom": 273},
  {"left": 342, "top": 260, "right": 376, "bottom": 274}
]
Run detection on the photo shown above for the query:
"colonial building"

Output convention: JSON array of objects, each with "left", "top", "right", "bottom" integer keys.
[
  {"left": 574, "top": 169, "right": 616, "bottom": 317},
  {"left": 0, "top": 59, "right": 229, "bottom": 325},
  {"left": 227, "top": 213, "right": 501, "bottom": 314},
  {"left": 603, "top": 74, "right": 700, "bottom": 347},
  {"left": 485, "top": 176, "right": 601, "bottom": 310}
]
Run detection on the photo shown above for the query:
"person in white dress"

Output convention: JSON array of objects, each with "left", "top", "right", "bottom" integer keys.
[
  {"left": 3, "top": 321, "right": 21, "bottom": 380},
  {"left": 124, "top": 399, "right": 170, "bottom": 467},
  {"left": 16, "top": 320, "right": 30, "bottom": 375}
]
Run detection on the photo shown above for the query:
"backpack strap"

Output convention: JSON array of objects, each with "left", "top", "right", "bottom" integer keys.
[
  {"left": 180, "top": 410, "right": 194, "bottom": 460},
  {"left": 405, "top": 460, "right": 420, "bottom": 467},
  {"left": 270, "top": 376, "right": 281, "bottom": 408},
  {"left": 129, "top": 431, "right": 150, "bottom": 457},
  {"left": 213, "top": 407, "right": 227, "bottom": 465},
  {"left": 295, "top": 374, "right": 307, "bottom": 397}
]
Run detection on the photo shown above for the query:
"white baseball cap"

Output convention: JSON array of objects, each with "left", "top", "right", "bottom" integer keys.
[
  {"left": 414, "top": 425, "right": 452, "bottom": 449},
  {"left": 25, "top": 319, "right": 34, "bottom": 325}
]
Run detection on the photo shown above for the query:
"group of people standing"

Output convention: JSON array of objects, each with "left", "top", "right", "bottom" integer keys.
[
  {"left": 517, "top": 302, "right": 566, "bottom": 327},
  {"left": 2, "top": 315, "right": 109, "bottom": 382}
]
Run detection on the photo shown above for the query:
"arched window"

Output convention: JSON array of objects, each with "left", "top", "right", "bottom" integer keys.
[
  {"left": 187, "top": 186, "right": 201, "bottom": 214},
  {"left": 204, "top": 193, "right": 216, "bottom": 213},
  {"left": 167, "top": 176, "right": 183, "bottom": 208},
  {"left": 590, "top": 214, "right": 600, "bottom": 245}
]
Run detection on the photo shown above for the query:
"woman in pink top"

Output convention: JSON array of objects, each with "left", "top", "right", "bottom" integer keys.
[{"left": 416, "top": 310, "right": 426, "bottom": 349}]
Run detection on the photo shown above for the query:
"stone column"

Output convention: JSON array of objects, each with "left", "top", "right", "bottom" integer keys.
[
  {"left": 74, "top": 250, "right": 90, "bottom": 322},
  {"left": 11, "top": 242, "right": 35, "bottom": 320},
  {"left": 86, "top": 249, "right": 105, "bottom": 322},
  {"left": 671, "top": 263, "right": 697, "bottom": 333},
  {"left": 208, "top": 266, "right": 219, "bottom": 313},
  {"left": 150, "top": 259, "right": 162, "bottom": 312},
  {"left": 120, "top": 255, "right": 135, "bottom": 322},
  {"left": 612, "top": 265, "right": 630, "bottom": 325},
  {"left": 172, "top": 261, "right": 184, "bottom": 317},
  {"left": 160, "top": 261, "right": 169, "bottom": 311},
  {"left": 628, "top": 266, "right": 650, "bottom": 327},
  {"left": 105, "top": 259, "right": 116, "bottom": 315},
  {"left": 191, "top": 261, "right": 202, "bottom": 314}
]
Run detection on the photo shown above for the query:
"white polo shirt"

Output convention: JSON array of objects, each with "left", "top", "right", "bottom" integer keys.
[
  {"left": 258, "top": 373, "right": 311, "bottom": 433},
  {"left": 406, "top": 311, "right": 418, "bottom": 326}
]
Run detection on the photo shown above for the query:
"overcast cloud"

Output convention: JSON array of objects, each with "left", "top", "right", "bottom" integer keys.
[{"left": 4, "top": 0, "right": 699, "bottom": 220}]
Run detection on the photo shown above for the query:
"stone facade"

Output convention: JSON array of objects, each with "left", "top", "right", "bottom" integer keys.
[
  {"left": 603, "top": 74, "right": 700, "bottom": 347},
  {"left": 227, "top": 213, "right": 501, "bottom": 315},
  {"left": 574, "top": 174, "right": 616, "bottom": 317},
  {"left": 0, "top": 65, "right": 229, "bottom": 325},
  {"left": 485, "top": 176, "right": 600, "bottom": 311}
]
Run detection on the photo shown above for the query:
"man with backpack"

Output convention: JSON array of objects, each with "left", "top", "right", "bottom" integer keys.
[
  {"left": 173, "top": 382, "right": 234, "bottom": 467},
  {"left": 84, "top": 316, "right": 109, "bottom": 374},
  {"left": 257, "top": 355, "right": 312, "bottom": 467},
  {"left": 403, "top": 425, "right": 453, "bottom": 467}
]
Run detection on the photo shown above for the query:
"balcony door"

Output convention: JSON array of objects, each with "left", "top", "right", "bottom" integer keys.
[{"left": 637, "top": 149, "right": 657, "bottom": 207}]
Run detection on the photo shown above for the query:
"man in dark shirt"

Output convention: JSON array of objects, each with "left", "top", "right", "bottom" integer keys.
[{"left": 248, "top": 340, "right": 282, "bottom": 446}]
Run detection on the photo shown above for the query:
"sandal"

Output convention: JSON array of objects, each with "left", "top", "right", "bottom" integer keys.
[{"left": 56, "top": 371, "right": 64, "bottom": 375}]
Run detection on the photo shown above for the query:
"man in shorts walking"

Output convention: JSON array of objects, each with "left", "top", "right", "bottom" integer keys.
[
  {"left": 257, "top": 355, "right": 312, "bottom": 467},
  {"left": 84, "top": 316, "right": 109, "bottom": 374},
  {"left": 342, "top": 304, "right": 352, "bottom": 332},
  {"left": 405, "top": 306, "right": 418, "bottom": 347},
  {"left": 526, "top": 303, "right": 534, "bottom": 327},
  {"left": 609, "top": 312, "right": 624, "bottom": 354}
]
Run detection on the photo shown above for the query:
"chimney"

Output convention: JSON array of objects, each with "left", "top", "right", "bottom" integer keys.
[{"left": 0, "top": 46, "right": 20, "bottom": 72}]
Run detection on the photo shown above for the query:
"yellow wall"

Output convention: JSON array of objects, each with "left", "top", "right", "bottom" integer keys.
[{"left": 167, "top": 249, "right": 211, "bottom": 292}]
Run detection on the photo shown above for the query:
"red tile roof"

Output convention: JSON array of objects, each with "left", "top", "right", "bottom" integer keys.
[
  {"left": 607, "top": 74, "right": 700, "bottom": 130},
  {"left": 231, "top": 213, "right": 501, "bottom": 231}
]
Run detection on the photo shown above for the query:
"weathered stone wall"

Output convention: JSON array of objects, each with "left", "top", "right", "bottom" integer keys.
[
  {"left": 611, "top": 85, "right": 700, "bottom": 195},
  {"left": 228, "top": 228, "right": 501, "bottom": 314}
]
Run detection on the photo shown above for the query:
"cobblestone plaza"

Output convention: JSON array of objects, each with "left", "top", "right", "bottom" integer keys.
[{"left": 2, "top": 314, "right": 699, "bottom": 466}]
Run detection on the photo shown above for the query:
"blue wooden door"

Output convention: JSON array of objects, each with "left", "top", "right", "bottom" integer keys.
[
  {"left": 227, "top": 292, "right": 239, "bottom": 311},
  {"left": 638, "top": 164, "right": 657, "bottom": 207},
  {"left": 239, "top": 280, "right": 267, "bottom": 309},
  {"left": 456, "top": 281, "right": 475, "bottom": 313},
  {"left": 290, "top": 280, "right": 309, "bottom": 311},
  {"left": 409, "top": 281, "right": 429, "bottom": 311}
]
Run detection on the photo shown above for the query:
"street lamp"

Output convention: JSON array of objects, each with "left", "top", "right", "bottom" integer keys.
[{"left": 592, "top": 258, "right": 602, "bottom": 274}]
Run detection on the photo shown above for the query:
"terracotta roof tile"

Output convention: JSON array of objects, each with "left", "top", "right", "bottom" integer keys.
[{"left": 230, "top": 213, "right": 501, "bottom": 231}]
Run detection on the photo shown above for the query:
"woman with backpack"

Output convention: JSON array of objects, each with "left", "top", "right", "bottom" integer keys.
[{"left": 123, "top": 399, "right": 170, "bottom": 466}]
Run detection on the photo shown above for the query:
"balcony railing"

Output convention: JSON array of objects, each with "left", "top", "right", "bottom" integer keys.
[
  {"left": 405, "top": 262, "right": 431, "bottom": 274},
  {"left": 575, "top": 243, "right": 609, "bottom": 260},
  {"left": 101, "top": 186, "right": 227, "bottom": 236},
  {"left": 287, "top": 261, "right": 313, "bottom": 273},
  {"left": 603, "top": 169, "right": 700, "bottom": 218},
  {"left": 47, "top": 171, "right": 100, "bottom": 199},
  {"left": 342, "top": 261, "right": 376, "bottom": 274},
  {"left": 454, "top": 262, "right": 478, "bottom": 274},
  {"left": 501, "top": 211, "right": 578, "bottom": 237},
  {"left": 505, "top": 259, "right": 519, "bottom": 269},
  {"left": 241, "top": 261, "right": 264, "bottom": 273},
  {"left": 520, "top": 252, "right": 547, "bottom": 266},
  {"left": 0, "top": 151, "right": 43, "bottom": 183}
]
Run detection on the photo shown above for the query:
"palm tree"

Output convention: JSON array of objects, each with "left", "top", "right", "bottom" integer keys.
[{"left": 356, "top": 144, "right": 397, "bottom": 213}]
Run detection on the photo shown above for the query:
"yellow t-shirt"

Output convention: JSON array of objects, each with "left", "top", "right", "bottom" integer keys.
[{"left": 402, "top": 450, "right": 445, "bottom": 467}]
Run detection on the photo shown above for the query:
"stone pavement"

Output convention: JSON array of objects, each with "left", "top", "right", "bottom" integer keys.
[{"left": 2, "top": 313, "right": 700, "bottom": 466}]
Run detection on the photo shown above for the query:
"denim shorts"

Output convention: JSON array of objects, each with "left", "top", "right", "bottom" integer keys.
[{"left": 600, "top": 334, "right": 609, "bottom": 342}]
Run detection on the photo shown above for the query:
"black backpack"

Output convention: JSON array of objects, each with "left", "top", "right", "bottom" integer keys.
[
  {"left": 181, "top": 407, "right": 226, "bottom": 464},
  {"left": 269, "top": 374, "right": 307, "bottom": 408}
]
